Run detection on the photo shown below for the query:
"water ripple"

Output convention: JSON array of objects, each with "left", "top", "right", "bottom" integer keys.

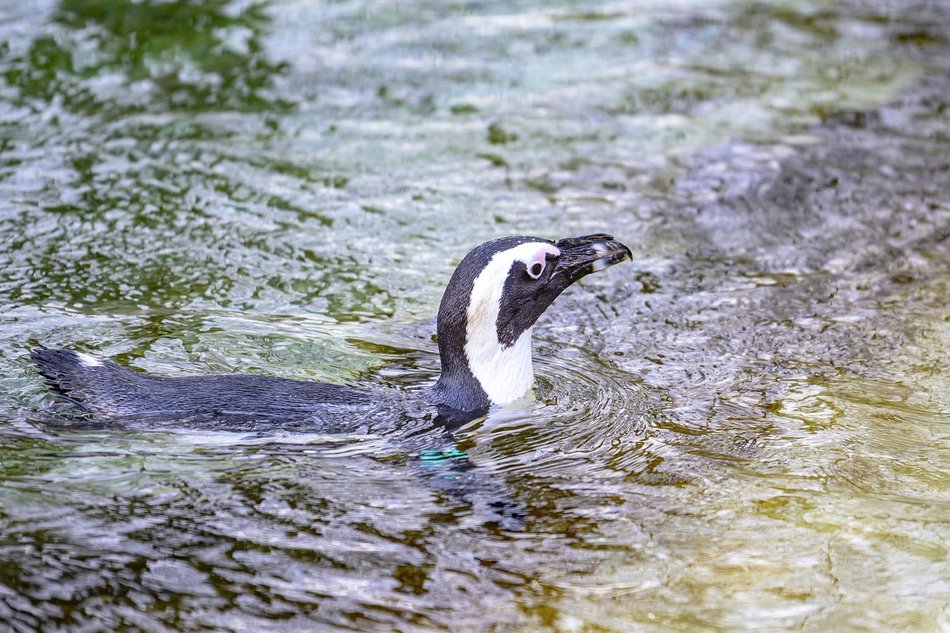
[{"left": 2, "top": 0, "right": 950, "bottom": 630}]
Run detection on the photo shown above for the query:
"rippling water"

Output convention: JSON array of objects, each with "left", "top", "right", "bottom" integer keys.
[{"left": 1, "top": 0, "right": 949, "bottom": 631}]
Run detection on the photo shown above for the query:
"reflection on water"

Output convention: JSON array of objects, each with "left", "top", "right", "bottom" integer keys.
[
  {"left": 1, "top": 0, "right": 949, "bottom": 630},
  {"left": 7, "top": 0, "right": 290, "bottom": 113}
]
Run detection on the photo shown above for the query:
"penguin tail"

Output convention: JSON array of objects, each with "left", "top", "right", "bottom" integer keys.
[{"left": 31, "top": 347, "right": 133, "bottom": 415}]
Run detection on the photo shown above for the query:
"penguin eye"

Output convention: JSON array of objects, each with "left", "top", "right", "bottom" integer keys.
[{"left": 528, "top": 261, "right": 545, "bottom": 279}]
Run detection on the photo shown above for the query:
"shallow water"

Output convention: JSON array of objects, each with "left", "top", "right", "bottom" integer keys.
[{"left": 1, "top": 0, "right": 949, "bottom": 631}]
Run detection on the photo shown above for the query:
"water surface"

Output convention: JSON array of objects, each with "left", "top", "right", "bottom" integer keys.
[{"left": 1, "top": 0, "right": 948, "bottom": 631}]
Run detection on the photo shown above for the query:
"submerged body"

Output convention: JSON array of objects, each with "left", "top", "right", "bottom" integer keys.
[
  {"left": 33, "top": 234, "right": 631, "bottom": 429},
  {"left": 32, "top": 348, "right": 388, "bottom": 431}
]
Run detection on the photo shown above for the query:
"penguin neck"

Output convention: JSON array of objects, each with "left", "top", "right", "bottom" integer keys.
[
  {"left": 465, "top": 325, "right": 535, "bottom": 405},
  {"left": 430, "top": 280, "right": 536, "bottom": 412},
  {"left": 431, "top": 330, "right": 536, "bottom": 410},
  {"left": 430, "top": 302, "right": 492, "bottom": 412}
]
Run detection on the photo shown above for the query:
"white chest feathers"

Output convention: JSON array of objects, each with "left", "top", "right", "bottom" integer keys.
[{"left": 463, "top": 241, "right": 557, "bottom": 404}]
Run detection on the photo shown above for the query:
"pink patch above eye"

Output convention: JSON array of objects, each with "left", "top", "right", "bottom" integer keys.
[{"left": 526, "top": 244, "right": 560, "bottom": 278}]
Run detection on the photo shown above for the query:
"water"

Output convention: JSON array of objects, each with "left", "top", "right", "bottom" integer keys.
[{"left": 1, "top": 0, "right": 949, "bottom": 630}]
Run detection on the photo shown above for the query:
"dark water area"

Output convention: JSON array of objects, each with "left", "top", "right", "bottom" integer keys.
[{"left": 1, "top": 0, "right": 948, "bottom": 631}]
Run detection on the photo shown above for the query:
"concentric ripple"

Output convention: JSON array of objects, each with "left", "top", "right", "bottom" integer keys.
[{"left": 453, "top": 336, "right": 667, "bottom": 482}]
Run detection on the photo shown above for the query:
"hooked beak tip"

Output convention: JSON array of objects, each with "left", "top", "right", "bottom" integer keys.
[
  {"left": 553, "top": 234, "right": 632, "bottom": 278},
  {"left": 591, "top": 244, "right": 632, "bottom": 272},
  {"left": 591, "top": 239, "right": 633, "bottom": 265}
]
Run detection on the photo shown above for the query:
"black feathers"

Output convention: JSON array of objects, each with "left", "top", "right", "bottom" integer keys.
[{"left": 32, "top": 347, "right": 376, "bottom": 427}]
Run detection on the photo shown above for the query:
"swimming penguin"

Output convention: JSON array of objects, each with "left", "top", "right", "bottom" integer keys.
[{"left": 32, "top": 234, "right": 631, "bottom": 429}]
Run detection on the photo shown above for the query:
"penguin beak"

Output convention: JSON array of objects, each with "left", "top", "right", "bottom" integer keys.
[
  {"left": 551, "top": 234, "right": 632, "bottom": 284},
  {"left": 491, "top": 233, "right": 632, "bottom": 351}
]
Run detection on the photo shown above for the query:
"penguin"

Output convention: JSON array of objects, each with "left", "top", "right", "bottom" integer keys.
[{"left": 31, "top": 234, "right": 631, "bottom": 429}]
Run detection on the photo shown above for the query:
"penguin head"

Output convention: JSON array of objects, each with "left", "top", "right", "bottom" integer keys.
[{"left": 432, "top": 234, "right": 632, "bottom": 412}]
